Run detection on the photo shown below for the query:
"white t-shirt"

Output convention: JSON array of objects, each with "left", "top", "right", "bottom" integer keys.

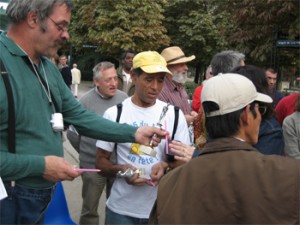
[{"left": 96, "top": 98, "right": 190, "bottom": 218}]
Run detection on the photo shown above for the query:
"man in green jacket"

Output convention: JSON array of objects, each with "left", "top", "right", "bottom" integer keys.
[{"left": 0, "top": 1, "right": 166, "bottom": 224}]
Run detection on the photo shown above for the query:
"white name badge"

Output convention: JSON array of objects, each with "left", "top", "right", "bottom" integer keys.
[{"left": 0, "top": 177, "right": 8, "bottom": 200}]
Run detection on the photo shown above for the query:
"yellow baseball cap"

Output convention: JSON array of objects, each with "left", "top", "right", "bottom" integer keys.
[{"left": 133, "top": 51, "right": 172, "bottom": 75}]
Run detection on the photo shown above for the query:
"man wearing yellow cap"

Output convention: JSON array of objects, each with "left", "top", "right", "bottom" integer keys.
[{"left": 95, "top": 51, "right": 190, "bottom": 224}]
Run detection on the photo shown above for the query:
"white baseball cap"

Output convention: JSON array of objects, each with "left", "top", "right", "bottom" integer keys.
[{"left": 201, "top": 73, "right": 273, "bottom": 117}]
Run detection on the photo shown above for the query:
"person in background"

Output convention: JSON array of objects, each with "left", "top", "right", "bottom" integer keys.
[
  {"left": 191, "top": 65, "right": 212, "bottom": 150},
  {"left": 117, "top": 49, "right": 136, "bottom": 96},
  {"left": 67, "top": 61, "right": 128, "bottom": 225},
  {"left": 283, "top": 94, "right": 300, "bottom": 157},
  {"left": 265, "top": 67, "right": 284, "bottom": 108},
  {"left": 59, "top": 54, "right": 72, "bottom": 89},
  {"left": 0, "top": 1, "right": 167, "bottom": 224},
  {"left": 150, "top": 74, "right": 300, "bottom": 224},
  {"left": 193, "top": 50, "right": 245, "bottom": 150},
  {"left": 192, "top": 65, "right": 212, "bottom": 112},
  {"left": 71, "top": 63, "right": 81, "bottom": 98},
  {"left": 159, "top": 46, "right": 198, "bottom": 125},
  {"left": 231, "top": 65, "right": 284, "bottom": 155},
  {"left": 210, "top": 50, "right": 245, "bottom": 76},
  {"left": 274, "top": 92, "right": 300, "bottom": 126},
  {"left": 96, "top": 51, "right": 190, "bottom": 225},
  {"left": 159, "top": 46, "right": 198, "bottom": 145}
]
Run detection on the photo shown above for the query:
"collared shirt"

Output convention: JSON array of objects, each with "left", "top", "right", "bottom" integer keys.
[
  {"left": 95, "top": 86, "right": 110, "bottom": 99},
  {"left": 158, "top": 75, "right": 191, "bottom": 115}
]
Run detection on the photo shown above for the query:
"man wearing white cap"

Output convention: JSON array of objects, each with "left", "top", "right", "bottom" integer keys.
[
  {"left": 95, "top": 51, "right": 190, "bottom": 225},
  {"left": 150, "top": 74, "right": 300, "bottom": 224},
  {"left": 159, "top": 46, "right": 198, "bottom": 125}
]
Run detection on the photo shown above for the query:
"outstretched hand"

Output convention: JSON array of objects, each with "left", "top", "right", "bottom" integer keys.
[
  {"left": 169, "top": 140, "right": 195, "bottom": 163},
  {"left": 43, "top": 156, "right": 81, "bottom": 182},
  {"left": 135, "top": 126, "right": 169, "bottom": 147}
]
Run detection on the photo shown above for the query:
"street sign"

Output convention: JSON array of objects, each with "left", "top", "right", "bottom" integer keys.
[{"left": 277, "top": 40, "right": 300, "bottom": 48}]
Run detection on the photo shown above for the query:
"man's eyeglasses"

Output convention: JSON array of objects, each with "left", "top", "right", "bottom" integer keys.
[
  {"left": 258, "top": 105, "right": 267, "bottom": 116},
  {"left": 47, "top": 16, "right": 68, "bottom": 33}
]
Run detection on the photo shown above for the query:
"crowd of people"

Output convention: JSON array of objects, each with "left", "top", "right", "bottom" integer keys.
[{"left": 0, "top": 0, "right": 299, "bottom": 224}]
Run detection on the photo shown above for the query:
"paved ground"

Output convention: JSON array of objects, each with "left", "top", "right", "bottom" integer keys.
[{"left": 62, "top": 81, "right": 106, "bottom": 225}]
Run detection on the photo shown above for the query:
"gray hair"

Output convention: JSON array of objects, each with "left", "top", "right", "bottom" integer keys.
[
  {"left": 92, "top": 61, "right": 115, "bottom": 80},
  {"left": 210, "top": 50, "right": 245, "bottom": 76},
  {"left": 6, "top": 0, "right": 73, "bottom": 24}
]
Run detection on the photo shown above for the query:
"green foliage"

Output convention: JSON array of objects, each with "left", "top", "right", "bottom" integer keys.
[
  {"left": 0, "top": 14, "right": 9, "bottom": 31},
  {"left": 218, "top": 0, "right": 300, "bottom": 67},
  {"left": 69, "top": 0, "right": 299, "bottom": 81},
  {"left": 0, "top": 4, "right": 9, "bottom": 31},
  {"left": 184, "top": 81, "right": 199, "bottom": 99},
  {"left": 163, "top": 0, "right": 231, "bottom": 83},
  {"left": 68, "top": 0, "right": 95, "bottom": 55},
  {"left": 70, "top": 0, "right": 170, "bottom": 59}
]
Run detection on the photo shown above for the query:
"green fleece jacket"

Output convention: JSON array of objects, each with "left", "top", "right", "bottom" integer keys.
[{"left": 0, "top": 32, "right": 136, "bottom": 188}]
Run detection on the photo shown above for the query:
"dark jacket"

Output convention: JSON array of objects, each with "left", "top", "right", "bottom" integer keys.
[
  {"left": 117, "top": 67, "right": 135, "bottom": 96},
  {"left": 150, "top": 138, "right": 300, "bottom": 224},
  {"left": 60, "top": 66, "right": 72, "bottom": 87},
  {"left": 255, "top": 116, "right": 284, "bottom": 155}
]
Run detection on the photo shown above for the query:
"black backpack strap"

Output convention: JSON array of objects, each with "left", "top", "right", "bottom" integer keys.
[
  {"left": 116, "top": 103, "right": 123, "bottom": 123},
  {"left": 111, "top": 103, "right": 123, "bottom": 164},
  {"left": 0, "top": 59, "right": 16, "bottom": 154},
  {"left": 171, "top": 106, "right": 179, "bottom": 140}
]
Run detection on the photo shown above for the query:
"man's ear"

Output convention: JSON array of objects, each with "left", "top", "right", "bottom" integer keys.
[
  {"left": 240, "top": 105, "right": 251, "bottom": 125},
  {"left": 27, "top": 11, "right": 39, "bottom": 28},
  {"left": 93, "top": 79, "right": 98, "bottom": 87}
]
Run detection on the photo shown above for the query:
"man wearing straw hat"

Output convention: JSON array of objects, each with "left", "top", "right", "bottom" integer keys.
[{"left": 159, "top": 46, "right": 198, "bottom": 126}]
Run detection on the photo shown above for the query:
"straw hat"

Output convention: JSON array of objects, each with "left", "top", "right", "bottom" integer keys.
[{"left": 161, "top": 46, "right": 195, "bottom": 65}]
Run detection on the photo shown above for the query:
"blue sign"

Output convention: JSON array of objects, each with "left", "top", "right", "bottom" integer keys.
[{"left": 277, "top": 40, "right": 300, "bottom": 48}]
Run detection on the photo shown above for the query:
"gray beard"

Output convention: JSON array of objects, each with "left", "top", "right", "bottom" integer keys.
[{"left": 172, "top": 71, "right": 188, "bottom": 84}]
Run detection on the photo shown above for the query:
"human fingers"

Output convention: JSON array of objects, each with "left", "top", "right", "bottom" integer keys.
[
  {"left": 135, "top": 126, "right": 168, "bottom": 147},
  {"left": 150, "top": 127, "right": 169, "bottom": 147},
  {"left": 126, "top": 174, "right": 149, "bottom": 186},
  {"left": 150, "top": 162, "right": 166, "bottom": 181},
  {"left": 169, "top": 141, "right": 194, "bottom": 162},
  {"left": 146, "top": 179, "right": 158, "bottom": 187},
  {"left": 190, "top": 111, "right": 198, "bottom": 118},
  {"left": 43, "top": 156, "right": 81, "bottom": 182},
  {"left": 185, "top": 114, "right": 194, "bottom": 124},
  {"left": 170, "top": 141, "right": 194, "bottom": 155}
]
